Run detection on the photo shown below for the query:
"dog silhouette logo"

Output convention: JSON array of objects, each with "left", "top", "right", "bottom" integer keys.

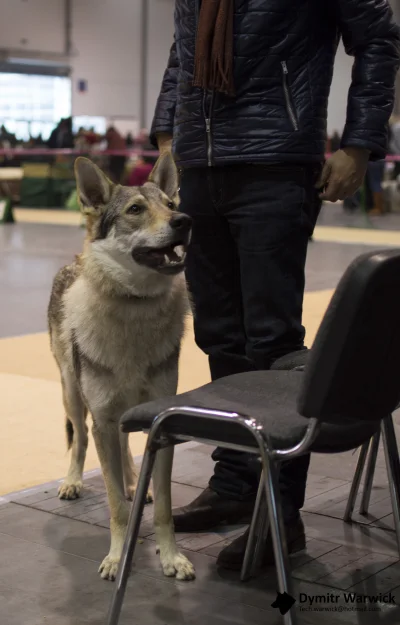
[{"left": 271, "top": 591, "right": 296, "bottom": 615}]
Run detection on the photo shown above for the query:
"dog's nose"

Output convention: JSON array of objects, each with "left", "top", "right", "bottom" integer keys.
[{"left": 169, "top": 213, "right": 192, "bottom": 233}]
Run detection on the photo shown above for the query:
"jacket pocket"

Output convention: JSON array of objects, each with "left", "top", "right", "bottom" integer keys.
[{"left": 281, "top": 61, "right": 299, "bottom": 132}]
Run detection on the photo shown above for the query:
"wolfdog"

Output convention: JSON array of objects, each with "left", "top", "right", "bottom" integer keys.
[{"left": 48, "top": 153, "right": 195, "bottom": 581}]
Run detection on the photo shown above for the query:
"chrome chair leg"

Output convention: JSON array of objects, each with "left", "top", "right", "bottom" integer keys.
[
  {"left": 260, "top": 447, "right": 297, "bottom": 625},
  {"left": 344, "top": 442, "right": 369, "bottom": 522},
  {"left": 382, "top": 415, "right": 400, "bottom": 556},
  {"left": 240, "top": 471, "right": 270, "bottom": 582},
  {"left": 107, "top": 446, "right": 157, "bottom": 625},
  {"left": 359, "top": 431, "right": 380, "bottom": 515}
]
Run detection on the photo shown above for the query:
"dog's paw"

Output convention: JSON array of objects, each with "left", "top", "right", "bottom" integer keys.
[
  {"left": 99, "top": 555, "right": 120, "bottom": 581},
  {"left": 161, "top": 552, "right": 195, "bottom": 581},
  {"left": 58, "top": 481, "right": 82, "bottom": 500},
  {"left": 124, "top": 487, "right": 153, "bottom": 504}
]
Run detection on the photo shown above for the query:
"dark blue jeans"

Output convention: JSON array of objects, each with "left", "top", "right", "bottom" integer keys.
[{"left": 179, "top": 164, "right": 322, "bottom": 523}]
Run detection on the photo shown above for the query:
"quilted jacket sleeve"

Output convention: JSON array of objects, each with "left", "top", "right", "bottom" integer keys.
[
  {"left": 337, "top": 0, "right": 400, "bottom": 159},
  {"left": 150, "top": 39, "right": 179, "bottom": 147}
]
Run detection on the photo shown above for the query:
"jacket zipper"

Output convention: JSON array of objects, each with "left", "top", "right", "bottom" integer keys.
[
  {"left": 204, "top": 90, "right": 215, "bottom": 167},
  {"left": 281, "top": 61, "right": 299, "bottom": 132},
  {"left": 196, "top": 2, "right": 214, "bottom": 167}
]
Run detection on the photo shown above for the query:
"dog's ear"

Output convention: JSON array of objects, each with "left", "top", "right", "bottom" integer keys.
[
  {"left": 149, "top": 152, "right": 179, "bottom": 200},
  {"left": 74, "top": 157, "right": 113, "bottom": 215}
]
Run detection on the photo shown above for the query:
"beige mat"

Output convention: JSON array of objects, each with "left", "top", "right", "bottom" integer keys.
[
  {"left": 13, "top": 209, "right": 400, "bottom": 247},
  {"left": 314, "top": 225, "right": 400, "bottom": 246},
  {"left": 0, "top": 292, "right": 332, "bottom": 495},
  {"left": 0, "top": 372, "right": 126, "bottom": 494},
  {"left": 14, "top": 208, "right": 82, "bottom": 226}
]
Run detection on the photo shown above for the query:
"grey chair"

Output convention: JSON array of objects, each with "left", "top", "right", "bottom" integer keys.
[
  {"left": 107, "top": 249, "right": 400, "bottom": 625},
  {"left": 271, "top": 343, "right": 400, "bottom": 559},
  {"left": 272, "top": 349, "right": 400, "bottom": 560}
]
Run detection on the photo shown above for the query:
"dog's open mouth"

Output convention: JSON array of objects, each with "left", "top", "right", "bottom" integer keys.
[{"left": 132, "top": 242, "right": 187, "bottom": 274}]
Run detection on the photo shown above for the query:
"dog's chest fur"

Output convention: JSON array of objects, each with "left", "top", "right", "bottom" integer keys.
[
  {"left": 49, "top": 257, "right": 188, "bottom": 410},
  {"left": 69, "top": 277, "right": 186, "bottom": 375}
]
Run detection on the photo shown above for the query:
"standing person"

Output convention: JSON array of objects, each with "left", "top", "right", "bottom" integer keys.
[
  {"left": 105, "top": 126, "right": 127, "bottom": 183},
  {"left": 389, "top": 116, "right": 400, "bottom": 179},
  {"left": 126, "top": 132, "right": 134, "bottom": 148},
  {"left": 367, "top": 159, "right": 386, "bottom": 215},
  {"left": 48, "top": 118, "right": 74, "bottom": 149},
  {"left": 151, "top": 0, "right": 400, "bottom": 570}
]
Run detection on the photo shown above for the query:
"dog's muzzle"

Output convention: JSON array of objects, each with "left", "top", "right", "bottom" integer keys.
[{"left": 131, "top": 233, "right": 191, "bottom": 277}]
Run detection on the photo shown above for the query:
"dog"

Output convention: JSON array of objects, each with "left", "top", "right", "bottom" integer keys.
[{"left": 48, "top": 153, "right": 195, "bottom": 581}]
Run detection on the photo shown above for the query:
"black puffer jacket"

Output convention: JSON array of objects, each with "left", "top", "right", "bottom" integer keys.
[{"left": 151, "top": 0, "right": 400, "bottom": 168}]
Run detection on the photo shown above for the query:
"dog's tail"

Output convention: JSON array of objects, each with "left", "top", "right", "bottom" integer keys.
[{"left": 66, "top": 418, "right": 74, "bottom": 450}]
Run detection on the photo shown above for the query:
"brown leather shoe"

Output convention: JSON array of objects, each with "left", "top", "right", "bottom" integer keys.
[
  {"left": 173, "top": 488, "right": 255, "bottom": 532},
  {"left": 216, "top": 517, "right": 306, "bottom": 570}
]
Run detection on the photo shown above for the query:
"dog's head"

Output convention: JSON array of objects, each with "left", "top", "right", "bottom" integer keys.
[{"left": 75, "top": 153, "right": 191, "bottom": 278}]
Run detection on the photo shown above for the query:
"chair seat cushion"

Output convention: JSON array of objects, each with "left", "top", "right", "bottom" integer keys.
[
  {"left": 271, "top": 349, "right": 310, "bottom": 371},
  {"left": 121, "top": 371, "right": 379, "bottom": 454}
]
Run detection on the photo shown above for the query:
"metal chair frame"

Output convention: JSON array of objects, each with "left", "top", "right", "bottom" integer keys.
[
  {"left": 240, "top": 413, "right": 400, "bottom": 587},
  {"left": 344, "top": 415, "right": 400, "bottom": 554},
  {"left": 107, "top": 406, "right": 320, "bottom": 625}
]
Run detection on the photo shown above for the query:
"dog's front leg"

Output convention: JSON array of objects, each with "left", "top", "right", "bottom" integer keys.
[
  {"left": 119, "top": 430, "right": 153, "bottom": 503},
  {"left": 153, "top": 446, "right": 195, "bottom": 580},
  {"left": 92, "top": 418, "right": 129, "bottom": 581}
]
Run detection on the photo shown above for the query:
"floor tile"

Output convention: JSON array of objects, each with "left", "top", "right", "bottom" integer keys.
[
  {"left": 302, "top": 511, "right": 399, "bottom": 557},
  {"left": 0, "top": 504, "right": 110, "bottom": 562}
]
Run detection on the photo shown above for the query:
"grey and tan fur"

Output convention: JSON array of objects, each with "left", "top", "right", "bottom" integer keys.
[{"left": 48, "top": 153, "right": 195, "bottom": 581}]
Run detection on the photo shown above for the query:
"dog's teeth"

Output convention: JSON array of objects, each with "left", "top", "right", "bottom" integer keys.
[
  {"left": 174, "top": 245, "right": 184, "bottom": 261},
  {"left": 164, "top": 254, "right": 170, "bottom": 263}
]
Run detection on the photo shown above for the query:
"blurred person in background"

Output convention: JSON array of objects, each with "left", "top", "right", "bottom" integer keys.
[
  {"left": 35, "top": 133, "right": 45, "bottom": 146},
  {"left": 126, "top": 132, "right": 134, "bottom": 148},
  {"left": 84, "top": 127, "right": 100, "bottom": 146},
  {"left": 75, "top": 127, "right": 88, "bottom": 151},
  {"left": 0, "top": 124, "right": 17, "bottom": 147},
  {"left": 75, "top": 127, "right": 102, "bottom": 151},
  {"left": 367, "top": 159, "right": 386, "bottom": 215},
  {"left": 48, "top": 118, "right": 74, "bottom": 149},
  {"left": 135, "top": 128, "right": 150, "bottom": 147},
  {"left": 151, "top": 0, "right": 400, "bottom": 571},
  {"left": 127, "top": 133, "right": 158, "bottom": 186},
  {"left": 127, "top": 154, "right": 155, "bottom": 187},
  {"left": 105, "top": 126, "right": 126, "bottom": 183},
  {"left": 389, "top": 116, "right": 400, "bottom": 179}
]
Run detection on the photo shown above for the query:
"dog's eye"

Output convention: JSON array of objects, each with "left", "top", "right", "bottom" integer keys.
[
  {"left": 167, "top": 201, "right": 175, "bottom": 210},
  {"left": 126, "top": 204, "right": 142, "bottom": 215}
]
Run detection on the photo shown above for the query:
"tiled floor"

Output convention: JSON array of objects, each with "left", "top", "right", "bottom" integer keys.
[
  {"left": 2, "top": 439, "right": 400, "bottom": 625},
  {"left": 2, "top": 207, "right": 400, "bottom": 624}
]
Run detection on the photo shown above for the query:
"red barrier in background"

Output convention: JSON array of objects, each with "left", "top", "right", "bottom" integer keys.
[
  {"left": 1, "top": 148, "right": 400, "bottom": 161},
  {"left": 0, "top": 148, "right": 157, "bottom": 157}
]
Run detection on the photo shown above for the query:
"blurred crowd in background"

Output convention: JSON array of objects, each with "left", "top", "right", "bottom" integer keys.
[
  {"left": 0, "top": 117, "right": 149, "bottom": 152},
  {"left": 0, "top": 118, "right": 157, "bottom": 190},
  {"left": 2, "top": 116, "right": 400, "bottom": 215}
]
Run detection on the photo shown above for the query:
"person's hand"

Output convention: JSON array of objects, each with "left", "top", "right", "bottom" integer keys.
[
  {"left": 156, "top": 132, "right": 173, "bottom": 155},
  {"left": 316, "top": 147, "right": 370, "bottom": 201}
]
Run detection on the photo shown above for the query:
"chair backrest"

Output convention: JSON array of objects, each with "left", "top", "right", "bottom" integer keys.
[{"left": 298, "top": 249, "right": 400, "bottom": 422}]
